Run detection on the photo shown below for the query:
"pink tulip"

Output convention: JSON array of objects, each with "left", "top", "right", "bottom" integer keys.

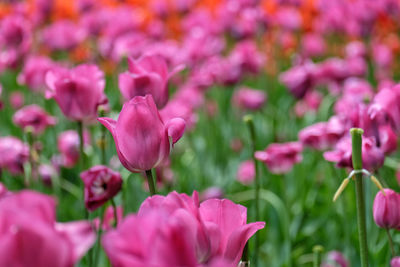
[
  {"left": 13, "top": 104, "right": 56, "bottom": 135},
  {"left": 93, "top": 205, "right": 123, "bottom": 230},
  {"left": 301, "top": 33, "right": 326, "bottom": 58},
  {"left": 294, "top": 91, "right": 323, "bottom": 117},
  {"left": 369, "top": 85, "right": 400, "bottom": 132},
  {"left": 102, "top": 191, "right": 264, "bottom": 266},
  {"left": 0, "top": 182, "right": 8, "bottom": 198},
  {"left": 279, "top": 62, "right": 316, "bottom": 99},
  {"left": 41, "top": 20, "right": 86, "bottom": 51},
  {"left": 80, "top": 165, "right": 123, "bottom": 211},
  {"left": 232, "top": 87, "right": 267, "bottom": 111},
  {"left": 299, "top": 116, "right": 345, "bottom": 150},
  {"left": 228, "top": 40, "right": 265, "bottom": 75},
  {"left": 98, "top": 94, "right": 185, "bottom": 173},
  {"left": 18, "top": 55, "right": 57, "bottom": 92},
  {"left": 45, "top": 64, "right": 107, "bottom": 121},
  {"left": 57, "top": 130, "right": 90, "bottom": 168},
  {"left": 345, "top": 41, "right": 367, "bottom": 59},
  {"left": 324, "top": 136, "right": 384, "bottom": 171},
  {"left": 9, "top": 91, "right": 24, "bottom": 109},
  {"left": 0, "top": 190, "right": 95, "bottom": 267},
  {"left": 119, "top": 54, "right": 182, "bottom": 108},
  {"left": 255, "top": 142, "right": 303, "bottom": 174},
  {"left": 391, "top": 257, "right": 400, "bottom": 267},
  {"left": 322, "top": 251, "right": 349, "bottom": 267},
  {"left": 373, "top": 189, "right": 400, "bottom": 229},
  {"left": 378, "top": 125, "right": 397, "bottom": 155},
  {"left": 200, "top": 187, "right": 224, "bottom": 202},
  {"left": 237, "top": 160, "right": 255, "bottom": 185},
  {"left": 0, "top": 136, "right": 29, "bottom": 175},
  {"left": 38, "top": 164, "right": 58, "bottom": 186}
]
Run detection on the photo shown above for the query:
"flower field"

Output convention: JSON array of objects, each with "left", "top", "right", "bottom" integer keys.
[{"left": 1, "top": 0, "right": 400, "bottom": 266}]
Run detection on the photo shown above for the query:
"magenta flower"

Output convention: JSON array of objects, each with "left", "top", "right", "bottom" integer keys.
[
  {"left": 301, "top": 33, "right": 326, "bottom": 58},
  {"left": 18, "top": 55, "right": 57, "bottom": 92},
  {"left": 13, "top": 104, "right": 56, "bottom": 135},
  {"left": 237, "top": 160, "right": 255, "bottom": 185},
  {"left": 102, "top": 191, "right": 264, "bottom": 266},
  {"left": 200, "top": 187, "right": 224, "bottom": 202},
  {"left": 45, "top": 64, "right": 107, "bottom": 121},
  {"left": 322, "top": 251, "right": 349, "bottom": 267},
  {"left": 57, "top": 130, "right": 90, "bottom": 168},
  {"left": 0, "top": 136, "right": 29, "bottom": 175},
  {"left": 98, "top": 95, "right": 185, "bottom": 173},
  {"left": 255, "top": 142, "right": 303, "bottom": 174},
  {"left": 392, "top": 257, "right": 400, "bottom": 267},
  {"left": 323, "top": 136, "right": 384, "bottom": 171},
  {"left": 232, "top": 87, "right": 267, "bottom": 111},
  {"left": 9, "top": 91, "right": 24, "bottom": 109},
  {"left": 119, "top": 54, "right": 182, "bottom": 108},
  {"left": 0, "top": 190, "right": 95, "bottom": 267},
  {"left": 299, "top": 116, "right": 345, "bottom": 150},
  {"left": 41, "top": 20, "right": 86, "bottom": 51},
  {"left": 38, "top": 164, "right": 58, "bottom": 186},
  {"left": 373, "top": 189, "right": 400, "bottom": 229},
  {"left": 369, "top": 85, "right": 400, "bottom": 132},
  {"left": 93, "top": 205, "right": 123, "bottom": 231},
  {"left": 80, "top": 165, "right": 122, "bottom": 211},
  {"left": 279, "top": 62, "right": 316, "bottom": 99}
]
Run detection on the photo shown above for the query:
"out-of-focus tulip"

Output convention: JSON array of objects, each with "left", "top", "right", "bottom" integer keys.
[
  {"left": 102, "top": 191, "right": 264, "bottom": 266},
  {"left": 373, "top": 189, "right": 400, "bottom": 229},
  {"left": 93, "top": 206, "right": 123, "bottom": 231},
  {"left": 38, "top": 164, "right": 58, "bottom": 186},
  {"left": 280, "top": 62, "right": 316, "bottom": 99},
  {"left": 200, "top": 187, "right": 224, "bottom": 202},
  {"left": 324, "top": 136, "right": 384, "bottom": 171},
  {"left": 119, "top": 54, "right": 182, "bottom": 108},
  {"left": 228, "top": 40, "right": 265, "bottom": 75},
  {"left": 80, "top": 165, "right": 122, "bottom": 211},
  {"left": 0, "top": 183, "right": 8, "bottom": 198},
  {"left": 294, "top": 91, "right": 323, "bottom": 117},
  {"left": 237, "top": 160, "right": 255, "bottom": 185},
  {"left": 345, "top": 41, "right": 367, "bottom": 59},
  {"left": 13, "top": 104, "right": 56, "bottom": 135},
  {"left": 18, "top": 55, "right": 57, "bottom": 92},
  {"left": 299, "top": 116, "right": 345, "bottom": 150},
  {"left": 378, "top": 125, "right": 397, "bottom": 155},
  {"left": 46, "top": 64, "right": 106, "bottom": 121},
  {"left": 301, "top": 33, "right": 326, "bottom": 58},
  {"left": 322, "top": 251, "right": 349, "bottom": 267},
  {"left": 255, "top": 142, "right": 303, "bottom": 174},
  {"left": 0, "top": 136, "right": 29, "bottom": 175},
  {"left": 57, "top": 130, "right": 90, "bottom": 168},
  {"left": 98, "top": 95, "right": 185, "bottom": 173},
  {"left": 0, "top": 190, "right": 95, "bottom": 267},
  {"left": 391, "top": 257, "right": 400, "bottom": 267},
  {"left": 41, "top": 20, "right": 86, "bottom": 51},
  {"left": 232, "top": 87, "right": 267, "bottom": 111},
  {"left": 9, "top": 91, "right": 24, "bottom": 109}
]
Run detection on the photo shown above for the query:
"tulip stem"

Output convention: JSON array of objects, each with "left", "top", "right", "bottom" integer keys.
[
  {"left": 111, "top": 198, "right": 118, "bottom": 227},
  {"left": 77, "top": 121, "right": 86, "bottom": 169},
  {"left": 244, "top": 115, "right": 260, "bottom": 267},
  {"left": 145, "top": 169, "right": 156, "bottom": 196},
  {"left": 351, "top": 128, "right": 369, "bottom": 267},
  {"left": 93, "top": 205, "right": 106, "bottom": 267},
  {"left": 312, "top": 245, "right": 323, "bottom": 267},
  {"left": 386, "top": 228, "right": 395, "bottom": 256}
]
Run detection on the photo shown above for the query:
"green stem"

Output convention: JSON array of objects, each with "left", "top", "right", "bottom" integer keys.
[
  {"left": 77, "top": 121, "right": 86, "bottom": 169},
  {"left": 99, "top": 108, "right": 107, "bottom": 165},
  {"left": 350, "top": 128, "right": 369, "bottom": 267},
  {"left": 386, "top": 228, "right": 395, "bottom": 256},
  {"left": 111, "top": 198, "right": 118, "bottom": 227},
  {"left": 145, "top": 169, "right": 156, "bottom": 196},
  {"left": 244, "top": 115, "right": 260, "bottom": 267},
  {"left": 93, "top": 206, "right": 106, "bottom": 267},
  {"left": 313, "top": 245, "right": 323, "bottom": 267}
]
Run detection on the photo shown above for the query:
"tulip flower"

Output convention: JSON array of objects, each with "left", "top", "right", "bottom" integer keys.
[
  {"left": 255, "top": 142, "right": 303, "bottom": 174},
  {"left": 373, "top": 189, "right": 400, "bottom": 229},
  {"left": 391, "top": 257, "right": 400, "bottom": 267},
  {"left": 322, "top": 251, "right": 349, "bottom": 267},
  {"left": 13, "top": 104, "right": 56, "bottom": 135},
  {"left": 9, "top": 91, "right": 24, "bottom": 109},
  {"left": 0, "top": 190, "right": 95, "bottom": 267},
  {"left": 232, "top": 87, "right": 267, "bottom": 111},
  {"left": 80, "top": 165, "right": 123, "bottom": 211},
  {"left": 41, "top": 20, "right": 86, "bottom": 51},
  {"left": 93, "top": 206, "right": 123, "bottom": 231},
  {"left": 57, "top": 130, "right": 90, "bottom": 168},
  {"left": 236, "top": 160, "right": 255, "bottom": 185},
  {"left": 45, "top": 64, "right": 107, "bottom": 121},
  {"left": 200, "top": 187, "right": 224, "bottom": 202},
  {"left": 18, "top": 55, "right": 57, "bottom": 92},
  {"left": 98, "top": 94, "right": 185, "bottom": 173},
  {"left": 102, "top": 191, "right": 265, "bottom": 266},
  {"left": 0, "top": 136, "right": 29, "bottom": 175},
  {"left": 119, "top": 54, "right": 182, "bottom": 108}
]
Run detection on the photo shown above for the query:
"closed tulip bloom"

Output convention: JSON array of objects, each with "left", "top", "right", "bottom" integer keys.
[
  {"left": 373, "top": 189, "right": 400, "bottom": 229},
  {"left": 9, "top": 91, "right": 24, "bottom": 109},
  {"left": 57, "top": 130, "right": 90, "bottom": 168},
  {"left": 0, "top": 136, "right": 29, "bottom": 175},
  {"left": 322, "top": 251, "right": 349, "bottom": 267},
  {"left": 119, "top": 54, "right": 182, "bottom": 108},
  {"left": 45, "top": 64, "right": 107, "bottom": 121},
  {"left": 41, "top": 20, "right": 86, "bottom": 51},
  {"left": 98, "top": 94, "right": 185, "bottom": 173},
  {"left": 391, "top": 257, "right": 400, "bottom": 267},
  {"left": 13, "top": 104, "right": 56, "bottom": 135},
  {"left": 18, "top": 55, "right": 57, "bottom": 92},
  {"left": 80, "top": 165, "right": 123, "bottom": 211},
  {"left": 0, "top": 190, "right": 95, "bottom": 267},
  {"left": 236, "top": 160, "right": 255, "bottom": 185},
  {"left": 255, "top": 142, "right": 303, "bottom": 174},
  {"left": 232, "top": 87, "right": 267, "bottom": 111}
]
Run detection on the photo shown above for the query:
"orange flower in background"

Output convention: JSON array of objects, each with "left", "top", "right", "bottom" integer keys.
[{"left": 51, "top": 0, "right": 78, "bottom": 20}]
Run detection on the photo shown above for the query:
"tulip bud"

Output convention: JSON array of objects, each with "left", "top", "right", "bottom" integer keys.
[
  {"left": 373, "top": 189, "right": 400, "bottom": 229},
  {"left": 237, "top": 160, "right": 255, "bottom": 185},
  {"left": 391, "top": 256, "right": 400, "bottom": 267},
  {"left": 80, "top": 165, "right": 123, "bottom": 211}
]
